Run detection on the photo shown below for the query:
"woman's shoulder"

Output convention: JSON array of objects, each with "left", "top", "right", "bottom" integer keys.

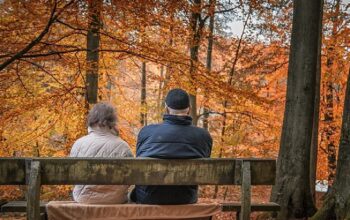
[
  {"left": 69, "top": 135, "right": 91, "bottom": 156},
  {"left": 108, "top": 136, "right": 134, "bottom": 157}
]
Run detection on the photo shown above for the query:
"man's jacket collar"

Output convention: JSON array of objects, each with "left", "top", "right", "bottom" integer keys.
[{"left": 163, "top": 114, "right": 192, "bottom": 125}]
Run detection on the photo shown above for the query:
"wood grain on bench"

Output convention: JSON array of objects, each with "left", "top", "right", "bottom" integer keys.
[
  {"left": 0, "top": 157, "right": 278, "bottom": 220},
  {"left": 0, "top": 158, "right": 276, "bottom": 185}
]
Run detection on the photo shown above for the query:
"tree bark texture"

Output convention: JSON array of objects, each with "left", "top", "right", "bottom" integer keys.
[
  {"left": 141, "top": 62, "right": 147, "bottom": 126},
  {"left": 189, "top": 0, "right": 202, "bottom": 126},
  {"left": 203, "top": 0, "right": 215, "bottom": 131},
  {"left": 86, "top": 0, "right": 101, "bottom": 104},
  {"left": 310, "top": 0, "right": 324, "bottom": 202},
  {"left": 270, "top": 1, "right": 322, "bottom": 219},
  {"left": 161, "top": 16, "right": 174, "bottom": 111}
]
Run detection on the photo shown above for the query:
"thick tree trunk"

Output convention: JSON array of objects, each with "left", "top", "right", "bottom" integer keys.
[
  {"left": 202, "top": 0, "right": 215, "bottom": 131},
  {"left": 311, "top": 68, "right": 350, "bottom": 220},
  {"left": 140, "top": 62, "right": 147, "bottom": 126},
  {"left": 270, "top": 1, "right": 322, "bottom": 219},
  {"left": 86, "top": 0, "right": 101, "bottom": 105},
  {"left": 310, "top": 0, "right": 324, "bottom": 201},
  {"left": 189, "top": 0, "right": 202, "bottom": 126}
]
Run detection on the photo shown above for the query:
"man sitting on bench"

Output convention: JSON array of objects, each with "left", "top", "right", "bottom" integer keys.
[{"left": 130, "top": 88, "right": 212, "bottom": 204}]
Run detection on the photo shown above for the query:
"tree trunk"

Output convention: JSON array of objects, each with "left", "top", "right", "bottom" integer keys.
[
  {"left": 324, "top": 79, "right": 337, "bottom": 187},
  {"left": 321, "top": 0, "right": 341, "bottom": 188},
  {"left": 157, "top": 65, "right": 164, "bottom": 122},
  {"left": 162, "top": 64, "right": 171, "bottom": 109},
  {"left": 140, "top": 62, "right": 147, "bottom": 126},
  {"left": 311, "top": 68, "right": 350, "bottom": 220},
  {"left": 310, "top": 0, "right": 324, "bottom": 202},
  {"left": 86, "top": 0, "right": 101, "bottom": 105},
  {"left": 161, "top": 15, "right": 174, "bottom": 111},
  {"left": 203, "top": 0, "right": 215, "bottom": 131},
  {"left": 189, "top": 0, "right": 202, "bottom": 126},
  {"left": 270, "top": 1, "right": 322, "bottom": 219}
]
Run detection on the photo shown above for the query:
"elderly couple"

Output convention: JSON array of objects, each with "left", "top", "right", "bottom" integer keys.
[{"left": 70, "top": 89, "right": 213, "bottom": 205}]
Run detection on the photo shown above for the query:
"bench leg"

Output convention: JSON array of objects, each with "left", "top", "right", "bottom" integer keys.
[
  {"left": 236, "top": 211, "right": 240, "bottom": 220},
  {"left": 272, "top": 211, "right": 278, "bottom": 220},
  {"left": 27, "top": 161, "right": 41, "bottom": 220},
  {"left": 40, "top": 212, "right": 47, "bottom": 220},
  {"left": 240, "top": 161, "right": 251, "bottom": 220}
]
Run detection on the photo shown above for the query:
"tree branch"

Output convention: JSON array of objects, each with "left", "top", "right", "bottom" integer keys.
[{"left": 0, "top": 0, "right": 75, "bottom": 72}]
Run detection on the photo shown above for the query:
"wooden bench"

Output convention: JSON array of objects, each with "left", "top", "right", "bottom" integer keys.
[{"left": 0, "top": 157, "right": 280, "bottom": 220}]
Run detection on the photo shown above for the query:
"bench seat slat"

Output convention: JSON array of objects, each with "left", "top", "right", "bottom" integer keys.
[
  {"left": 1, "top": 201, "right": 280, "bottom": 213},
  {"left": 1, "top": 201, "right": 47, "bottom": 213}
]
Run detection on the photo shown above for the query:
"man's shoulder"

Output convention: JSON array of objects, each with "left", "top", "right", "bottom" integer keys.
[
  {"left": 189, "top": 126, "right": 213, "bottom": 148},
  {"left": 108, "top": 135, "right": 129, "bottom": 147},
  {"left": 190, "top": 126, "right": 211, "bottom": 137},
  {"left": 138, "top": 124, "right": 162, "bottom": 137},
  {"left": 140, "top": 124, "right": 161, "bottom": 132}
]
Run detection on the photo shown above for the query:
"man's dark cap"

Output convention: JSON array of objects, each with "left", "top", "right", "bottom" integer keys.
[{"left": 165, "top": 88, "right": 190, "bottom": 110}]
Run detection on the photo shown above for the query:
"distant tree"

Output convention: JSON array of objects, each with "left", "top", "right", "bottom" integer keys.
[
  {"left": 310, "top": 0, "right": 324, "bottom": 201},
  {"left": 141, "top": 61, "right": 147, "bottom": 126},
  {"left": 86, "top": 0, "right": 101, "bottom": 105},
  {"left": 321, "top": 0, "right": 341, "bottom": 187},
  {"left": 202, "top": 0, "right": 216, "bottom": 131},
  {"left": 270, "top": 0, "right": 323, "bottom": 219},
  {"left": 212, "top": 5, "right": 251, "bottom": 199},
  {"left": 311, "top": 68, "right": 350, "bottom": 220},
  {"left": 189, "top": 0, "right": 205, "bottom": 126}
]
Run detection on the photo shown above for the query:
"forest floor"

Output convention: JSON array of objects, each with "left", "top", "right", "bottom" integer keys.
[{"left": 0, "top": 186, "right": 325, "bottom": 220}]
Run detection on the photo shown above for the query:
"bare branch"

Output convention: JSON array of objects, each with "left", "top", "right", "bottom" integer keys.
[{"left": 0, "top": 0, "right": 76, "bottom": 72}]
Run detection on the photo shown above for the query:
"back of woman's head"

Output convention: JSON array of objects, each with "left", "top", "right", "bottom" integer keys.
[{"left": 87, "top": 103, "right": 117, "bottom": 129}]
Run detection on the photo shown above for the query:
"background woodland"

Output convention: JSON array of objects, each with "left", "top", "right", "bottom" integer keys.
[{"left": 0, "top": 0, "right": 349, "bottom": 219}]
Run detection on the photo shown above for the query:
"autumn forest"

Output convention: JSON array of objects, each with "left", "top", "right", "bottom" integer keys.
[{"left": 0, "top": 0, "right": 350, "bottom": 219}]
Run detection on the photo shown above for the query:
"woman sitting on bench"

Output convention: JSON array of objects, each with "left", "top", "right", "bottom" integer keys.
[{"left": 69, "top": 102, "right": 133, "bottom": 204}]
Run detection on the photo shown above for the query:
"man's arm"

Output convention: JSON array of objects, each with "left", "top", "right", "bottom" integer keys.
[
  {"left": 202, "top": 129, "right": 213, "bottom": 158},
  {"left": 136, "top": 127, "right": 147, "bottom": 157},
  {"left": 207, "top": 134, "right": 213, "bottom": 157}
]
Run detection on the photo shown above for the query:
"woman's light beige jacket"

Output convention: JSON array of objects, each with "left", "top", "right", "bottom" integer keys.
[{"left": 69, "top": 126, "right": 133, "bottom": 204}]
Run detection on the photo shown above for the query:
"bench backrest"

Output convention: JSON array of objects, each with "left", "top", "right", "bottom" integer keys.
[
  {"left": 0, "top": 158, "right": 275, "bottom": 185},
  {"left": 0, "top": 157, "right": 276, "bottom": 220}
]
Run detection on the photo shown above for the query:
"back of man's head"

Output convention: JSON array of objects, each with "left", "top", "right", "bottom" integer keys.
[{"left": 165, "top": 88, "right": 190, "bottom": 115}]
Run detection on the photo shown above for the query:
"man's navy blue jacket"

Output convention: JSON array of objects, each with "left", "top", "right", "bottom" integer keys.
[{"left": 130, "top": 114, "right": 212, "bottom": 204}]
